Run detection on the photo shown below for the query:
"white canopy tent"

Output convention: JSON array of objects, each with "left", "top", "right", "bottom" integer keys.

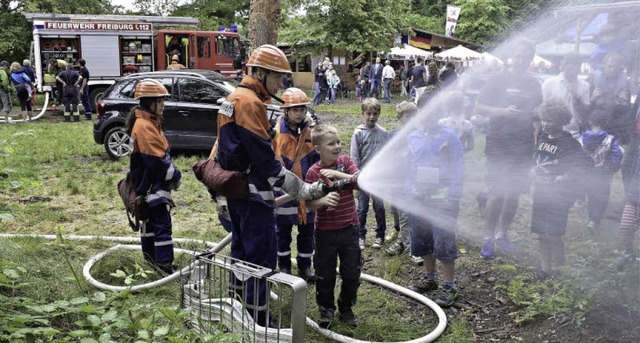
[
  {"left": 481, "top": 52, "right": 503, "bottom": 64},
  {"left": 435, "top": 45, "right": 482, "bottom": 60},
  {"left": 386, "top": 45, "right": 433, "bottom": 60}
]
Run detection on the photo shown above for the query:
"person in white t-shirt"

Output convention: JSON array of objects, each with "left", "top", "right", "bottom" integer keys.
[
  {"left": 541, "top": 53, "right": 591, "bottom": 139},
  {"left": 382, "top": 60, "right": 396, "bottom": 103}
]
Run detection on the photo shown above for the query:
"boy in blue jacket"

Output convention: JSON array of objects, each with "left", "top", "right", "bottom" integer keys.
[
  {"left": 580, "top": 109, "right": 623, "bottom": 233},
  {"left": 406, "top": 98, "right": 464, "bottom": 308}
]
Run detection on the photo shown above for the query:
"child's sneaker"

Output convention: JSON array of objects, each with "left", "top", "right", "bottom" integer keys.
[
  {"left": 385, "top": 229, "right": 399, "bottom": 242},
  {"left": 372, "top": 237, "right": 384, "bottom": 249},
  {"left": 494, "top": 234, "right": 514, "bottom": 254},
  {"left": 586, "top": 220, "right": 596, "bottom": 235},
  {"left": 385, "top": 242, "right": 404, "bottom": 256},
  {"left": 358, "top": 237, "right": 366, "bottom": 250},
  {"left": 338, "top": 309, "right": 357, "bottom": 327},
  {"left": 481, "top": 238, "right": 495, "bottom": 259},
  {"left": 318, "top": 307, "right": 334, "bottom": 329},
  {"left": 435, "top": 284, "right": 458, "bottom": 307},
  {"left": 410, "top": 255, "right": 424, "bottom": 265},
  {"left": 410, "top": 275, "right": 438, "bottom": 293}
]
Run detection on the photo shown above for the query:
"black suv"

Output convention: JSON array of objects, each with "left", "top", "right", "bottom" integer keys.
[{"left": 93, "top": 70, "right": 237, "bottom": 159}]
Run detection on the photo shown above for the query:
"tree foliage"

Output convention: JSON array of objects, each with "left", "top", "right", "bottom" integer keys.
[
  {"left": 172, "top": 0, "right": 250, "bottom": 31},
  {"left": 452, "top": 0, "right": 511, "bottom": 45},
  {"left": 280, "top": 0, "right": 412, "bottom": 55}
]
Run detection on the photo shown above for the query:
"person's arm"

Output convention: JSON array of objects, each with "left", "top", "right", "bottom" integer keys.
[
  {"left": 447, "top": 133, "right": 464, "bottom": 202},
  {"left": 463, "top": 125, "right": 475, "bottom": 152},
  {"left": 609, "top": 136, "right": 624, "bottom": 173},
  {"left": 306, "top": 192, "right": 340, "bottom": 211},
  {"left": 55, "top": 73, "right": 66, "bottom": 87},
  {"left": 74, "top": 75, "right": 83, "bottom": 87},
  {"left": 349, "top": 130, "right": 361, "bottom": 168},
  {"left": 275, "top": 194, "right": 295, "bottom": 207},
  {"left": 80, "top": 75, "right": 88, "bottom": 92}
]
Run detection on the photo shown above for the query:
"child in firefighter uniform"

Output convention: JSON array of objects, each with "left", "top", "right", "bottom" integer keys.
[
  {"left": 126, "top": 79, "right": 182, "bottom": 274},
  {"left": 273, "top": 88, "right": 320, "bottom": 281},
  {"left": 214, "top": 45, "right": 327, "bottom": 327}
]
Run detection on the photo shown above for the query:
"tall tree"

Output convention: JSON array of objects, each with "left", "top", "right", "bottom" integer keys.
[
  {"left": 280, "top": 0, "right": 412, "bottom": 56},
  {"left": 172, "top": 0, "right": 250, "bottom": 31},
  {"left": 249, "top": 0, "right": 281, "bottom": 48},
  {"left": 452, "top": 0, "right": 510, "bottom": 45}
]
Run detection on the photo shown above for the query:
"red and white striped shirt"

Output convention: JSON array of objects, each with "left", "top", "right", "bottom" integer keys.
[{"left": 305, "top": 155, "right": 359, "bottom": 231}]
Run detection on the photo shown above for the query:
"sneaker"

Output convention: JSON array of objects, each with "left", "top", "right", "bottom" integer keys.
[
  {"left": 410, "top": 255, "right": 424, "bottom": 265},
  {"left": 372, "top": 237, "right": 384, "bottom": 249},
  {"left": 435, "top": 285, "right": 458, "bottom": 308},
  {"left": 358, "top": 237, "right": 366, "bottom": 250},
  {"left": 410, "top": 276, "right": 438, "bottom": 293},
  {"left": 385, "top": 229, "right": 399, "bottom": 242},
  {"left": 318, "top": 307, "right": 334, "bottom": 329},
  {"left": 495, "top": 234, "right": 515, "bottom": 254},
  {"left": 386, "top": 242, "right": 405, "bottom": 256},
  {"left": 338, "top": 309, "right": 357, "bottom": 327},
  {"left": 481, "top": 238, "right": 495, "bottom": 259}
]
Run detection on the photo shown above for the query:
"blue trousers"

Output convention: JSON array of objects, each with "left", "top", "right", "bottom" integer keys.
[
  {"left": 228, "top": 199, "right": 277, "bottom": 326},
  {"left": 312, "top": 82, "right": 321, "bottom": 105},
  {"left": 383, "top": 78, "right": 393, "bottom": 103},
  {"left": 369, "top": 79, "right": 381, "bottom": 99},
  {"left": 357, "top": 190, "right": 386, "bottom": 239},
  {"left": 141, "top": 205, "right": 174, "bottom": 265},
  {"left": 277, "top": 222, "right": 314, "bottom": 270},
  {"left": 81, "top": 86, "right": 92, "bottom": 116}
]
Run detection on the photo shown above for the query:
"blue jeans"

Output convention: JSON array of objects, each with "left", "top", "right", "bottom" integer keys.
[
  {"left": 81, "top": 86, "right": 92, "bottom": 115},
  {"left": 383, "top": 78, "right": 393, "bottom": 103},
  {"left": 357, "top": 190, "right": 386, "bottom": 239},
  {"left": 312, "top": 82, "right": 321, "bottom": 105},
  {"left": 409, "top": 201, "right": 459, "bottom": 261},
  {"left": 330, "top": 87, "right": 337, "bottom": 103},
  {"left": 369, "top": 79, "right": 381, "bottom": 99}
]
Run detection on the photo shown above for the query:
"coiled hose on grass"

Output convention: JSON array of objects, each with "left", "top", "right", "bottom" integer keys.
[{"left": 0, "top": 233, "right": 447, "bottom": 342}]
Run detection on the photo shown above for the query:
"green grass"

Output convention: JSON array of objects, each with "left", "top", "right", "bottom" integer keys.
[
  {"left": 2, "top": 103, "right": 635, "bottom": 342},
  {"left": 1, "top": 112, "right": 455, "bottom": 342}
]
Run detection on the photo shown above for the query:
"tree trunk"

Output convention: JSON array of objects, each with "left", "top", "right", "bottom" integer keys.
[{"left": 248, "top": 0, "right": 281, "bottom": 50}]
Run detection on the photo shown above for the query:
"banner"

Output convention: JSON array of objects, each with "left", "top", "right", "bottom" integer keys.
[{"left": 445, "top": 5, "right": 461, "bottom": 37}]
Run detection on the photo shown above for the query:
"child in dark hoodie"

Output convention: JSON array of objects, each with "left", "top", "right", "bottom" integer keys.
[{"left": 580, "top": 109, "right": 624, "bottom": 233}]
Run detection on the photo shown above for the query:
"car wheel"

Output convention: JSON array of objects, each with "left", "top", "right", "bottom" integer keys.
[
  {"left": 89, "top": 87, "right": 106, "bottom": 111},
  {"left": 104, "top": 126, "right": 131, "bottom": 160}
]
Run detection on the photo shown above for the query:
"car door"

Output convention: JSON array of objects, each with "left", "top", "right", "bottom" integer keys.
[
  {"left": 176, "top": 77, "right": 225, "bottom": 150},
  {"left": 151, "top": 77, "right": 180, "bottom": 146}
]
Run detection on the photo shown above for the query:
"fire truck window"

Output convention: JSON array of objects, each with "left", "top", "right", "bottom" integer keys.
[
  {"left": 179, "top": 78, "right": 225, "bottom": 104},
  {"left": 216, "top": 37, "right": 236, "bottom": 57},
  {"left": 198, "top": 37, "right": 210, "bottom": 58}
]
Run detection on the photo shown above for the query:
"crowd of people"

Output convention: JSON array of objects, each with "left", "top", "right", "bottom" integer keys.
[
  {"left": 120, "top": 38, "right": 640, "bottom": 330},
  {"left": 0, "top": 57, "right": 93, "bottom": 123},
  {"left": 0, "top": 59, "right": 36, "bottom": 123}
]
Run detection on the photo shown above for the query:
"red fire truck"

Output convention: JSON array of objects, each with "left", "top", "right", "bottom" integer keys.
[{"left": 25, "top": 13, "right": 243, "bottom": 108}]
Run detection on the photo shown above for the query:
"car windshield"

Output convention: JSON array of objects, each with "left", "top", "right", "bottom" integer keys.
[{"left": 215, "top": 79, "right": 237, "bottom": 94}]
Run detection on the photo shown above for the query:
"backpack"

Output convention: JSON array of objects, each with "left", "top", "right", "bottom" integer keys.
[{"left": 117, "top": 172, "right": 149, "bottom": 231}]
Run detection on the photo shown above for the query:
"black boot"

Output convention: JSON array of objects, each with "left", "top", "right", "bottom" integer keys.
[
  {"left": 64, "top": 116, "right": 70, "bottom": 122},
  {"left": 298, "top": 266, "right": 317, "bottom": 283},
  {"left": 85, "top": 114, "right": 92, "bottom": 120},
  {"left": 73, "top": 115, "right": 80, "bottom": 122},
  {"left": 318, "top": 306, "right": 334, "bottom": 329}
]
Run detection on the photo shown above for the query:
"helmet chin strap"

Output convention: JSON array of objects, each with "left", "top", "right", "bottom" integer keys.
[{"left": 262, "top": 70, "right": 285, "bottom": 104}]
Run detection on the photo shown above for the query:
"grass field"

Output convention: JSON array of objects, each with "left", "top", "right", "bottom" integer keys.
[{"left": 1, "top": 103, "right": 639, "bottom": 342}]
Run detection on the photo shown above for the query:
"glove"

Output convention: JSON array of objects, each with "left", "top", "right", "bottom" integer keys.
[{"left": 281, "top": 168, "right": 328, "bottom": 200}]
